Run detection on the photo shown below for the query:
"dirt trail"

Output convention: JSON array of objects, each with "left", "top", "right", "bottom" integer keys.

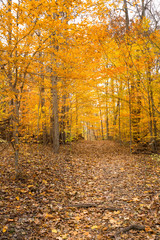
[{"left": 1, "top": 140, "right": 160, "bottom": 239}]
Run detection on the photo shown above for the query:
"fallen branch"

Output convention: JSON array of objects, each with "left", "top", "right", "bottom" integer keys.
[
  {"left": 65, "top": 203, "right": 123, "bottom": 212},
  {"left": 115, "top": 224, "right": 145, "bottom": 238},
  {"left": 100, "top": 207, "right": 123, "bottom": 212},
  {"left": 66, "top": 203, "right": 98, "bottom": 208}
]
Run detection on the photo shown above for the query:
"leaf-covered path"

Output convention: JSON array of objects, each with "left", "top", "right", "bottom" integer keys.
[{"left": 1, "top": 140, "right": 160, "bottom": 239}]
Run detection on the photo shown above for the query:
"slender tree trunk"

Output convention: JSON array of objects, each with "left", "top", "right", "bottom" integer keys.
[
  {"left": 40, "top": 55, "right": 46, "bottom": 145},
  {"left": 36, "top": 30, "right": 47, "bottom": 145},
  {"left": 13, "top": 96, "right": 19, "bottom": 175},
  {"left": 92, "top": 125, "right": 97, "bottom": 140},
  {"left": 118, "top": 80, "right": 122, "bottom": 143},
  {"left": 148, "top": 70, "right": 157, "bottom": 152},
  {"left": 8, "top": 0, "right": 19, "bottom": 174},
  {"left": 123, "top": 0, "right": 129, "bottom": 31},
  {"left": 49, "top": 98, "right": 53, "bottom": 144},
  {"left": 113, "top": 98, "right": 120, "bottom": 126},
  {"left": 141, "top": 0, "right": 145, "bottom": 20},
  {"left": 105, "top": 81, "right": 109, "bottom": 139},
  {"left": 131, "top": 78, "right": 141, "bottom": 143},
  {"left": 60, "top": 93, "right": 68, "bottom": 144},
  {"left": 118, "top": 98, "right": 121, "bottom": 143},
  {"left": 97, "top": 88, "right": 104, "bottom": 140},
  {"left": 75, "top": 93, "right": 78, "bottom": 139},
  {"left": 106, "top": 108, "right": 109, "bottom": 139},
  {"left": 87, "top": 122, "right": 89, "bottom": 140},
  {"left": 69, "top": 100, "right": 72, "bottom": 141},
  {"left": 37, "top": 89, "right": 41, "bottom": 143},
  {"left": 128, "top": 79, "right": 132, "bottom": 153},
  {"left": 100, "top": 109, "right": 104, "bottom": 140},
  {"left": 51, "top": 75, "right": 59, "bottom": 153},
  {"left": 49, "top": 33, "right": 60, "bottom": 153},
  {"left": 42, "top": 96, "right": 47, "bottom": 145},
  {"left": 111, "top": 78, "right": 115, "bottom": 138},
  {"left": 8, "top": 0, "right": 13, "bottom": 139},
  {"left": 151, "top": 94, "right": 157, "bottom": 143}
]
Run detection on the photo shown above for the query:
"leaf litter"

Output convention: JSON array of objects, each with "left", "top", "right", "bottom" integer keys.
[{"left": 0, "top": 140, "right": 160, "bottom": 239}]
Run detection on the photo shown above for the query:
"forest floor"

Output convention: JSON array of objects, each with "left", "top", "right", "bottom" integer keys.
[{"left": 0, "top": 140, "right": 160, "bottom": 240}]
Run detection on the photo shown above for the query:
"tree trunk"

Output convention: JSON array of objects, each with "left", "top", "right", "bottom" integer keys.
[
  {"left": 128, "top": 79, "right": 132, "bottom": 153},
  {"left": 51, "top": 75, "right": 59, "bottom": 153},
  {"left": 75, "top": 93, "right": 78, "bottom": 139},
  {"left": 123, "top": 0, "right": 129, "bottom": 31},
  {"left": 118, "top": 98, "right": 121, "bottom": 143},
  {"left": 13, "top": 96, "right": 19, "bottom": 175},
  {"left": 131, "top": 78, "right": 141, "bottom": 143},
  {"left": 105, "top": 81, "right": 109, "bottom": 139},
  {"left": 113, "top": 98, "right": 120, "bottom": 126},
  {"left": 100, "top": 109, "right": 104, "bottom": 140},
  {"left": 148, "top": 70, "right": 157, "bottom": 152},
  {"left": 60, "top": 94, "right": 68, "bottom": 144},
  {"left": 141, "top": 0, "right": 145, "bottom": 20},
  {"left": 8, "top": 0, "right": 19, "bottom": 174},
  {"left": 40, "top": 55, "right": 47, "bottom": 145}
]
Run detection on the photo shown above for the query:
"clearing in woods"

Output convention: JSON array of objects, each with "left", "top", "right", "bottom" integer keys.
[{"left": 0, "top": 140, "right": 160, "bottom": 239}]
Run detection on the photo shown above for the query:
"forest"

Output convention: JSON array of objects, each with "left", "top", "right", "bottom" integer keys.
[
  {"left": 0, "top": 0, "right": 160, "bottom": 161},
  {"left": 0, "top": 0, "right": 160, "bottom": 239}
]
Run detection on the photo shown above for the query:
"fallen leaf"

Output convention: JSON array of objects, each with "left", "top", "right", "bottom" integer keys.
[
  {"left": 103, "top": 213, "right": 110, "bottom": 220},
  {"left": 109, "top": 218, "right": 117, "bottom": 224},
  {"left": 42, "top": 180, "right": 47, "bottom": 184},
  {"left": 84, "top": 231, "right": 90, "bottom": 236},
  {"left": 61, "top": 234, "right": 68, "bottom": 239},
  {"left": 2, "top": 225, "right": 8, "bottom": 233},
  {"left": 145, "top": 226, "right": 153, "bottom": 232},
  {"left": 132, "top": 197, "right": 140, "bottom": 202},
  {"left": 120, "top": 168, "right": 125, "bottom": 172},
  {"left": 75, "top": 216, "right": 81, "bottom": 221},
  {"left": 114, "top": 210, "right": 121, "bottom": 214},
  {"left": 34, "top": 218, "right": 40, "bottom": 224},
  {"left": 91, "top": 225, "right": 98, "bottom": 230},
  {"left": 8, "top": 219, "right": 14, "bottom": 222},
  {"left": 44, "top": 213, "right": 54, "bottom": 218}
]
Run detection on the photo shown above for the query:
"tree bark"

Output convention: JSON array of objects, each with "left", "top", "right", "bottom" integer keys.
[
  {"left": 8, "top": 0, "right": 19, "bottom": 175},
  {"left": 123, "top": 0, "right": 129, "bottom": 31},
  {"left": 105, "top": 81, "right": 109, "bottom": 139},
  {"left": 127, "top": 79, "right": 132, "bottom": 153},
  {"left": 51, "top": 75, "right": 59, "bottom": 153}
]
